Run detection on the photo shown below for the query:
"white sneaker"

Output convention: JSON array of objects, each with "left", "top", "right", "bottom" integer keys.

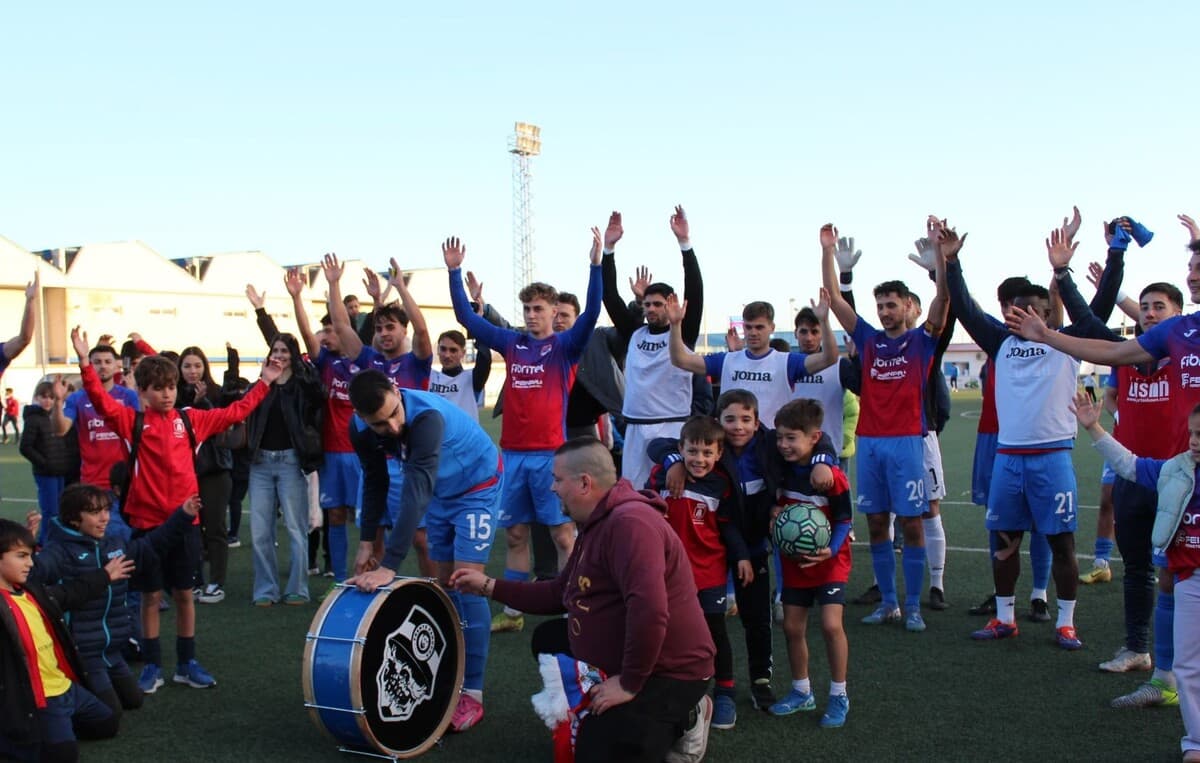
[
  {"left": 773, "top": 600, "right": 784, "bottom": 624},
  {"left": 666, "top": 695, "right": 712, "bottom": 763},
  {"left": 1099, "top": 647, "right": 1151, "bottom": 673},
  {"left": 197, "top": 584, "right": 226, "bottom": 604}
]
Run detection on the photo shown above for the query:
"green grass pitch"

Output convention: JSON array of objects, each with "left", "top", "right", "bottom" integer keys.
[{"left": 0, "top": 390, "right": 1184, "bottom": 761}]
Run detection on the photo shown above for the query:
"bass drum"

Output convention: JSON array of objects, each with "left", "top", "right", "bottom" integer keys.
[{"left": 303, "top": 578, "right": 464, "bottom": 758}]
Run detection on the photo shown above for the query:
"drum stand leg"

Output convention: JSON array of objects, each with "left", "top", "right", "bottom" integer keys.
[{"left": 336, "top": 746, "right": 400, "bottom": 762}]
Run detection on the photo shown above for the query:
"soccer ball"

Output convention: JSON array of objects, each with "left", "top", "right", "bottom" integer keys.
[{"left": 772, "top": 503, "right": 832, "bottom": 557}]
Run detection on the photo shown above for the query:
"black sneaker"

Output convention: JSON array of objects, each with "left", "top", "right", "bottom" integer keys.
[
  {"left": 851, "top": 584, "right": 882, "bottom": 606},
  {"left": 968, "top": 594, "right": 997, "bottom": 616},
  {"left": 750, "top": 679, "right": 776, "bottom": 711},
  {"left": 1028, "top": 598, "right": 1051, "bottom": 623},
  {"left": 928, "top": 587, "right": 948, "bottom": 611}
]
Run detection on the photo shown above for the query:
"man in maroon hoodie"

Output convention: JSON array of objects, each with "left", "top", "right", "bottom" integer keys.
[{"left": 452, "top": 437, "right": 714, "bottom": 761}]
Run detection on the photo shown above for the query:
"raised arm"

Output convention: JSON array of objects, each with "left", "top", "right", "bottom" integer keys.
[
  {"left": 943, "top": 258, "right": 1008, "bottom": 358},
  {"left": 600, "top": 211, "right": 642, "bottom": 340},
  {"left": 3, "top": 273, "right": 39, "bottom": 363},
  {"left": 664, "top": 294, "right": 707, "bottom": 375},
  {"left": 925, "top": 216, "right": 959, "bottom": 336},
  {"left": 802, "top": 288, "right": 839, "bottom": 374},
  {"left": 323, "top": 253, "right": 365, "bottom": 360},
  {"left": 820, "top": 224, "right": 859, "bottom": 333},
  {"left": 471, "top": 339, "right": 492, "bottom": 396},
  {"left": 284, "top": 268, "right": 321, "bottom": 359},
  {"left": 673, "top": 206, "right": 705, "bottom": 347},
  {"left": 246, "top": 283, "right": 283, "bottom": 349},
  {"left": 560, "top": 229, "right": 604, "bottom": 354},
  {"left": 442, "top": 238, "right": 515, "bottom": 351},
  {"left": 386, "top": 258, "right": 432, "bottom": 360},
  {"left": 1005, "top": 306, "right": 1155, "bottom": 365}
]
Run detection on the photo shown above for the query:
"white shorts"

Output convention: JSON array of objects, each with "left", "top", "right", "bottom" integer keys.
[
  {"left": 622, "top": 419, "right": 687, "bottom": 491},
  {"left": 922, "top": 432, "right": 947, "bottom": 502}
]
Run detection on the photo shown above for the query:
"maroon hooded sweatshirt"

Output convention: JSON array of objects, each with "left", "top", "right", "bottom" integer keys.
[{"left": 493, "top": 478, "right": 715, "bottom": 693}]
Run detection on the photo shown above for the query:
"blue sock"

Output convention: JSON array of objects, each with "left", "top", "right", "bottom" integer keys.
[
  {"left": 1094, "top": 536, "right": 1114, "bottom": 564},
  {"left": 1155, "top": 592, "right": 1175, "bottom": 672},
  {"left": 503, "top": 568, "right": 527, "bottom": 583},
  {"left": 1030, "top": 532, "right": 1052, "bottom": 591},
  {"left": 141, "top": 636, "right": 161, "bottom": 667},
  {"left": 449, "top": 590, "right": 490, "bottom": 693},
  {"left": 901, "top": 546, "right": 927, "bottom": 610},
  {"left": 772, "top": 548, "right": 783, "bottom": 602},
  {"left": 328, "top": 522, "right": 348, "bottom": 582},
  {"left": 177, "top": 636, "right": 195, "bottom": 665},
  {"left": 870, "top": 542, "right": 898, "bottom": 607}
]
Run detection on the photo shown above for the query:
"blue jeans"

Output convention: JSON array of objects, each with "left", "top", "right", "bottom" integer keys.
[
  {"left": 249, "top": 449, "right": 310, "bottom": 602},
  {"left": 33, "top": 474, "right": 64, "bottom": 545}
]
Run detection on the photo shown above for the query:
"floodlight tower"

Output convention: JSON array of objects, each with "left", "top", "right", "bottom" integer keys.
[{"left": 510, "top": 122, "right": 541, "bottom": 318}]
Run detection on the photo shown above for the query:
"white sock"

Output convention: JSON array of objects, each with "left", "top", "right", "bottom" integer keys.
[
  {"left": 503, "top": 606, "right": 523, "bottom": 617},
  {"left": 792, "top": 678, "right": 811, "bottom": 694},
  {"left": 1056, "top": 598, "right": 1076, "bottom": 628},
  {"left": 1030, "top": 588, "right": 1048, "bottom": 603},
  {"left": 829, "top": 681, "right": 847, "bottom": 697},
  {"left": 996, "top": 595, "right": 1017, "bottom": 625},
  {"left": 888, "top": 513, "right": 896, "bottom": 543},
  {"left": 923, "top": 516, "right": 946, "bottom": 590},
  {"left": 463, "top": 688, "right": 482, "bottom": 702},
  {"left": 1095, "top": 558, "right": 1109, "bottom": 569}
]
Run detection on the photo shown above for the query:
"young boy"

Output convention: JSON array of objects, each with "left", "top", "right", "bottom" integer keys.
[
  {"left": 32, "top": 485, "right": 198, "bottom": 718},
  {"left": 767, "top": 399, "right": 853, "bottom": 729},
  {"left": 1074, "top": 393, "right": 1200, "bottom": 759},
  {"left": 0, "top": 517, "right": 131, "bottom": 762},
  {"left": 646, "top": 415, "right": 748, "bottom": 731},
  {"left": 71, "top": 326, "right": 280, "bottom": 693},
  {"left": 3, "top": 387, "right": 20, "bottom": 443}
]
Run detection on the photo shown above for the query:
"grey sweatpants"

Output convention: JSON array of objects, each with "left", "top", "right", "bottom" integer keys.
[{"left": 1176, "top": 574, "right": 1200, "bottom": 755}]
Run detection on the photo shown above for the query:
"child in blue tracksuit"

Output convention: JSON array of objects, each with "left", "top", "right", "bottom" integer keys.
[{"left": 32, "top": 484, "right": 197, "bottom": 715}]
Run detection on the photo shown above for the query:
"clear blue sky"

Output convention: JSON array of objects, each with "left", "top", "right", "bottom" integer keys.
[{"left": 3, "top": 1, "right": 1196, "bottom": 332}]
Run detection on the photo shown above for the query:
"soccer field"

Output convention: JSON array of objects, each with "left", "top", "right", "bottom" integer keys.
[{"left": 0, "top": 391, "right": 1184, "bottom": 762}]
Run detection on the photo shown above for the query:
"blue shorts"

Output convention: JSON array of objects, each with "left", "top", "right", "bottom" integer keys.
[
  {"left": 986, "top": 451, "right": 1078, "bottom": 534},
  {"left": 855, "top": 435, "right": 927, "bottom": 517},
  {"left": 497, "top": 450, "right": 567, "bottom": 528},
  {"left": 1100, "top": 461, "right": 1116, "bottom": 486},
  {"left": 1153, "top": 548, "right": 1168, "bottom": 568},
  {"left": 697, "top": 584, "right": 731, "bottom": 615},
  {"left": 425, "top": 478, "right": 503, "bottom": 565},
  {"left": 318, "top": 452, "right": 361, "bottom": 509},
  {"left": 972, "top": 432, "right": 998, "bottom": 507}
]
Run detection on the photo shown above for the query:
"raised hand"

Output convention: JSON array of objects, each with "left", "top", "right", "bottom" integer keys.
[
  {"left": 604, "top": 211, "right": 623, "bottom": 250},
  {"left": 1180, "top": 214, "right": 1200, "bottom": 244},
  {"left": 361, "top": 267, "right": 383, "bottom": 302},
  {"left": 1045, "top": 227, "right": 1079, "bottom": 270},
  {"left": 284, "top": 267, "right": 305, "bottom": 297},
  {"left": 442, "top": 237, "right": 466, "bottom": 269},
  {"left": 466, "top": 271, "right": 484, "bottom": 304},
  {"left": 629, "top": 266, "right": 653, "bottom": 302},
  {"left": 819, "top": 223, "right": 838, "bottom": 250},
  {"left": 664, "top": 293, "right": 687, "bottom": 326},
  {"left": 590, "top": 227, "right": 602, "bottom": 265},
  {"left": 935, "top": 221, "right": 967, "bottom": 261},
  {"left": 128, "top": 332, "right": 144, "bottom": 345},
  {"left": 1004, "top": 304, "right": 1050, "bottom": 342},
  {"left": 24, "top": 271, "right": 39, "bottom": 301},
  {"left": 908, "top": 236, "right": 937, "bottom": 273},
  {"left": 260, "top": 358, "right": 283, "bottom": 384},
  {"left": 1062, "top": 206, "right": 1082, "bottom": 244},
  {"left": 25, "top": 511, "right": 40, "bottom": 538},
  {"left": 725, "top": 327, "right": 744, "bottom": 352},
  {"left": 386, "top": 258, "right": 409, "bottom": 291},
  {"left": 1085, "top": 261, "right": 1104, "bottom": 290},
  {"left": 51, "top": 373, "right": 69, "bottom": 401},
  {"left": 97, "top": 334, "right": 115, "bottom": 347},
  {"left": 669, "top": 205, "right": 689, "bottom": 243},
  {"left": 1072, "top": 389, "right": 1102, "bottom": 430},
  {"left": 834, "top": 236, "right": 862, "bottom": 272},
  {"left": 321, "top": 253, "right": 344, "bottom": 283},
  {"left": 811, "top": 287, "right": 831, "bottom": 321},
  {"left": 70, "top": 326, "right": 89, "bottom": 362},
  {"left": 192, "top": 380, "right": 207, "bottom": 401},
  {"left": 245, "top": 284, "right": 266, "bottom": 309},
  {"left": 104, "top": 555, "right": 136, "bottom": 583}
]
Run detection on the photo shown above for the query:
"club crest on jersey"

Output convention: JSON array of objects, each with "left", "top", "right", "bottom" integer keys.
[
  {"left": 173, "top": 418, "right": 186, "bottom": 436},
  {"left": 540, "top": 345, "right": 552, "bottom": 357}
]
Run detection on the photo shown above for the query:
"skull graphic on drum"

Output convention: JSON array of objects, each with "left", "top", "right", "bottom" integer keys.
[{"left": 376, "top": 605, "right": 446, "bottom": 722}]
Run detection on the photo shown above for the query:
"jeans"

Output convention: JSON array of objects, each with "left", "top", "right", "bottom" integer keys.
[
  {"left": 33, "top": 474, "right": 65, "bottom": 545},
  {"left": 1112, "top": 476, "right": 1156, "bottom": 654},
  {"left": 249, "top": 449, "right": 310, "bottom": 602}
]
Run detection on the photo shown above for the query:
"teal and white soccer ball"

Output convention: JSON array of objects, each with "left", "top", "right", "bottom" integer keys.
[{"left": 772, "top": 503, "right": 832, "bottom": 557}]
